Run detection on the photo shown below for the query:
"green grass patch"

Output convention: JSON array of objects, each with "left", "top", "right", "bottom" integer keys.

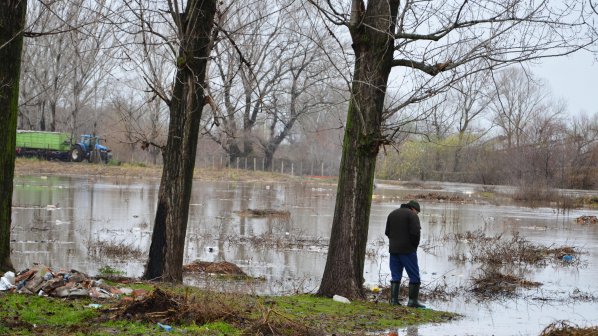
[
  {"left": 267, "top": 294, "right": 457, "bottom": 334},
  {"left": 97, "top": 265, "right": 126, "bottom": 277},
  {"left": 0, "top": 284, "right": 458, "bottom": 336},
  {"left": 0, "top": 294, "right": 96, "bottom": 327}
]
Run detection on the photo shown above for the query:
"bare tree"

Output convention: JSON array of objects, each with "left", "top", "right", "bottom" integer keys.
[
  {"left": 19, "top": 0, "right": 120, "bottom": 136},
  {"left": 139, "top": 0, "right": 218, "bottom": 282},
  {"left": 566, "top": 112, "right": 598, "bottom": 188},
  {"left": 204, "top": 1, "right": 342, "bottom": 169},
  {"left": 0, "top": 0, "right": 27, "bottom": 273},
  {"left": 491, "top": 68, "right": 549, "bottom": 149},
  {"left": 310, "top": 0, "right": 597, "bottom": 299},
  {"left": 63, "top": 0, "right": 117, "bottom": 136},
  {"left": 19, "top": 2, "right": 75, "bottom": 131},
  {"left": 449, "top": 71, "right": 496, "bottom": 172}
]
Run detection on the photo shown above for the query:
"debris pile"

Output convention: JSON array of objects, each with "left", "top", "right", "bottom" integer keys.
[
  {"left": 576, "top": 215, "right": 597, "bottom": 224},
  {"left": 117, "top": 288, "right": 242, "bottom": 327},
  {"left": 183, "top": 261, "right": 247, "bottom": 276},
  {"left": 0, "top": 264, "right": 133, "bottom": 299}
]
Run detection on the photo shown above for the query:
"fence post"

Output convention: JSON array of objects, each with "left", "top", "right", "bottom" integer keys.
[
  {"left": 291, "top": 163, "right": 294, "bottom": 176},
  {"left": 253, "top": 157, "right": 256, "bottom": 171},
  {"left": 236, "top": 157, "right": 239, "bottom": 169},
  {"left": 281, "top": 161, "right": 284, "bottom": 174},
  {"left": 244, "top": 157, "right": 247, "bottom": 169},
  {"left": 220, "top": 156, "right": 223, "bottom": 168},
  {"left": 321, "top": 162, "right": 324, "bottom": 176}
]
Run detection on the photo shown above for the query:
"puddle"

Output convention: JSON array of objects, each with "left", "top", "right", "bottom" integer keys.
[{"left": 11, "top": 175, "right": 598, "bottom": 335}]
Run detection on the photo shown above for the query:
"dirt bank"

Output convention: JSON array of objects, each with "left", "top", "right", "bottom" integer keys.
[{"left": 14, "top": 158, "right": 301, "bottom": 182}]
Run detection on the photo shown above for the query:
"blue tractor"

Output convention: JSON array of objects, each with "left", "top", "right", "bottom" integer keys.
[{"left": 70, "top": 134, "right": 112, "bottom": 163}]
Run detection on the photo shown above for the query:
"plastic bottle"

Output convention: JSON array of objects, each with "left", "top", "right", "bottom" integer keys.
[
  {"left": 157, "top": 323, "right": 172, "bottom": 332},
  {"left": 332, "top": 295, "right": 350, "bottom": 304}
]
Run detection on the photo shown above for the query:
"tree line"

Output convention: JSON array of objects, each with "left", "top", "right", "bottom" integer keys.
[
  {"left": 377, "top": 68, "right": 598, "bottom": 189},
  {"left": 2, "top": 0, "right": 598, "bottom": 299}
]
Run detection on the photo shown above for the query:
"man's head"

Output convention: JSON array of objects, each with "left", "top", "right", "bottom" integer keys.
[{"left": 407, "top": 200, "right": 420, "bottom": 213}]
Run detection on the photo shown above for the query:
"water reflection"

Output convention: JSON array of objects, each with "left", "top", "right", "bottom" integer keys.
[{"left": 11, "top": 175, "right": 598, "bottom": 335}]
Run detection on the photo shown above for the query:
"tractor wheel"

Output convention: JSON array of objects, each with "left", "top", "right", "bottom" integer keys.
[{"left": 70, "top": 146, "right": 84, "bottom": 162}]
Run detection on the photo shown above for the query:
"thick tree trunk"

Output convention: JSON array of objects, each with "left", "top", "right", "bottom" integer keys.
[
  {"left": 317, "top": 0, "right": 399, "bottom": 300},
  {"left": 0, "top": 0, "right": 27, "bottom": 273},
  {"left": 143, "top": 0, "right": 217, "bottom": 282}
]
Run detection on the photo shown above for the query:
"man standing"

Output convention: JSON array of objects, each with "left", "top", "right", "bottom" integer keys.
[{"left": 385, "top": 200, "right": 425, "bottom": 308}]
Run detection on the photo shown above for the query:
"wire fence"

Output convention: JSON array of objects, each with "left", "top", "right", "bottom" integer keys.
[{"left": 195, "top": 155, "right": 340, "bottom": 177}]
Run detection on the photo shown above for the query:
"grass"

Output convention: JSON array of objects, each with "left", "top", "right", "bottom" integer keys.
[
  {"left": 0, "top": 294, "right": 96, "bottom": 335},
  {"left": 271, "top": 294, "right": 457, "bottom": 334},
  {"left": 97, "top": 265, "right": 126, "bottom": 277},
  {"left": 0, "top": 283, "right": 458, "bottom": 336}
]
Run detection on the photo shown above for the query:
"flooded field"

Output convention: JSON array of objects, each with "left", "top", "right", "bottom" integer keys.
[{"left": 11, "top": 175, "right": 598, "bottom": 335}]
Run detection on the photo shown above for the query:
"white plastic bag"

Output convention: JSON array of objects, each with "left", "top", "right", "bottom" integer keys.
[
  {"left": 0, "top": 273, "right": 15, "bottom": 291},
  {"left": 332, "top": 294, "right": 350, "bottom": 304}
]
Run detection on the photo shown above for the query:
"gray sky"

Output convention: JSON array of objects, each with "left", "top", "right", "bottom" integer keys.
[{"left": 532, "top": 50, "right": 598, "bottom": 116}]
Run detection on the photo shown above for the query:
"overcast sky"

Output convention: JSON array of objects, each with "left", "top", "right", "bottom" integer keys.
[{"left": 532, "top": 50, "right": 598, "bottom": 117}]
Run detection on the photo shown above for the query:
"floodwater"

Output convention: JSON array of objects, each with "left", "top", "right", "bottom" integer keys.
[{"left": 10, "top": 175, "right": 598, "bottom": 336}]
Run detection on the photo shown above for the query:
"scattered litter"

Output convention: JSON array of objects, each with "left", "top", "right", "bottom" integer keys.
[
  {"left": 87, "top": 303, "right": 103, "bottom": 309},
  {"left": 562, "top": 255, "right": 574, "bottom": 262},
  {"left": 0, "top": 271, "right": 16, "bottom": 291},
  {"left": 364, "top": 282, "right": 379, "bottom": 292},
  {"left": 333, "top": 295, "right": 350, "bottom": 304},
  {"left": 157, "top": 323, "right": 172, "bottom": 332},
  {"left": 119, "top": 287, "right": 134, "bottom": 295},
  {"left": 5, "top": 264, "right": 128, "bottom": 299}
]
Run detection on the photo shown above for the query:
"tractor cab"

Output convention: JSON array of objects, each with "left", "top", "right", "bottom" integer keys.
[{"left": 71, "top": 134, "right": 112, "bottom": 163}]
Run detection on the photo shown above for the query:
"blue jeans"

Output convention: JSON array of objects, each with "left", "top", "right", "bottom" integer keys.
[{"left": 389, "top": 252, "right": 421, "bottom": 284}]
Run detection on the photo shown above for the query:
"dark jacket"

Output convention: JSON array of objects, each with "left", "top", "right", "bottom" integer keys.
[{"left": 385, "top": 204, "right": 421, "bottom": 254}]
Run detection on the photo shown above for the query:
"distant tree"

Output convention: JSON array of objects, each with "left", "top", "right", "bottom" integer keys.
[
  {"left": 19, "top": 0, "right": 120, "bottom": 135},
  {"left": 310, "top": 0, "right": 597, "bottom": 299},
  {"left": 449, "top": 72, "right": 495, "bottom": 173},
  {"left": 204, "top": 1, "right": 341, "bottom": 169},
  {"left": 0, "top": 0, "right": 27, "bottom": 273},
  {"left": 491, "top": 68, "right": 549, "bottom": 150},
  {"left": 566, "top": 112, "right": 598, "bottom": 188}
]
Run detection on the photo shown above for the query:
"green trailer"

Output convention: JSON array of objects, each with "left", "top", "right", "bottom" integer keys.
[
  {"left": 15, "top": 131, "right": 71, "bottom": 151},
  {"left": 16, "top": 130, "right": 112, "bottom": 162}
]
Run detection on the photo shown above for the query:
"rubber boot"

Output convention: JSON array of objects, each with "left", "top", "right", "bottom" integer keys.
[
  {"left": 407, "top": 283, "right": 426, "bottom": 308},
  {"left": 390, "top": 280, "right": 401, "bottom": 305}
]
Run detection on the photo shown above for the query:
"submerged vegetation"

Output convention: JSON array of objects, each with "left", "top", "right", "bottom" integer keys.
[
  {"left": 470, "top": 270, "right": 542, "bottom": 298},
  {"left": 88, "top": 240, "right": 145, "bottom": 260},
  {"left": 445, "top": 230, "right": 582, "bottom": 267},
  {"left": 540, "top": 320, "right": 598, "bottom": 336}
]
